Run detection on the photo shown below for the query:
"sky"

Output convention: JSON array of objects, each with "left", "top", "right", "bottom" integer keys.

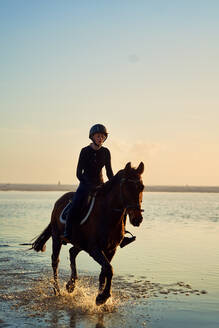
[{"left": 0, "top": 0, "right": 219, "bottom": 186}]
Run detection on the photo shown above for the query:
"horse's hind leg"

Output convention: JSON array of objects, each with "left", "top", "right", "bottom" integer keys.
[
  {"left": 66, "top": 246, "right": 81, "bottom": 293},
  {"left": 51, "top": 236, "right": 62, "bottom": 295},
  {"left": 89, "top": 248, "right": 113, "bottom": 305}
]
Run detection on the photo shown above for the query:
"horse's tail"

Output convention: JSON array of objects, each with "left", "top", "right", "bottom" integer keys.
[{"left": 31, "top": 223, "right": 52, "bottom": 252}]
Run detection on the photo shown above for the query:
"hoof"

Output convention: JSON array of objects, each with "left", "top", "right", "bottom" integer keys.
[
  {"left": 53, "top": 287, "right": 61, "bottom": 296},
  {"left": 96, "top": 292, "right": 111, "bottom": 306},
  {"left": 61, "top": 236, "right": 71, "bottom": 245},
  {"left": 53, "top": 280, "right": 61, "bottom": 296},
  {"left": 66, "top": 281, "right": 75, "bottom": 293}
]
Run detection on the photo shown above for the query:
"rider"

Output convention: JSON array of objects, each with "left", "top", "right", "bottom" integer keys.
[{"left": 63, "top": 124, "right": 135, "bottom": 247}]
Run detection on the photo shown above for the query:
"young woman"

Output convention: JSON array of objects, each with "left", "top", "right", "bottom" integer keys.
[{"left": 63, "top": 124, "right": 135, "bottom": 247}]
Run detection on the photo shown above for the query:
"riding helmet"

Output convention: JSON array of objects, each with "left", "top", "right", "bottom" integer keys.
[{"left": 89, "top": 124, "right": 108, "bottom": 140}]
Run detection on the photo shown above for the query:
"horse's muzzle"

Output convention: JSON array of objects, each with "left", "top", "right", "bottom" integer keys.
[
  {"left": 131, "top": 215, "right": 143, "bottom": 227},
  {"left": 127, "top": 207, "right": 143, "bottom": 227}
]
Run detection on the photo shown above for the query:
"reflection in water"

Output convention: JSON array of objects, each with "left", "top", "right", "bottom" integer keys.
[
  {"left": 69, "top": 311, "right": 77, "bottom": 328},
  {"left": 48, "top": 310, "right": 60, "bottom": 328},
  {"left": 95, "top": 314, "right": 105, "bottom": 328},
  {"left": 47, "top": 310, "right": 106, "bottom": 328}
]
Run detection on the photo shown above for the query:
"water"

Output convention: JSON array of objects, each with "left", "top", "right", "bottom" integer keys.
[{"left": 0, "top": 191, "right": 219, "bottom": 327}]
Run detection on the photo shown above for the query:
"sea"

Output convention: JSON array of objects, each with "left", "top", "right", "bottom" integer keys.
[{"left": 0, "top": 191, "right": 219, "bottom": 328}]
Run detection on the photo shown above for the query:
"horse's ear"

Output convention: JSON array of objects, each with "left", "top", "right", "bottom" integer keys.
[
  {"left": 137, "top": 162, "right": 144, "bottom": 175},
  {"left": 124, "top": 162, "right": 131, "bottom": 172}
]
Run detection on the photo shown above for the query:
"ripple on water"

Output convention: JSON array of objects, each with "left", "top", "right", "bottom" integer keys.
[{"left": 0, "top": 269, "right": 208, "bottom": 317}]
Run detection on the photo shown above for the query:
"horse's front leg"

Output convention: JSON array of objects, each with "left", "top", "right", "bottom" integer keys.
[
  {"left": 89, "top": 248, "right": 113, "bottom": 305},
  {"left": 98, "top": 269, "right": 106, "bottom": 293},
  {"left": 51, "top": 236, "right": 62, "bottom": 295},
  {"left": 66, "top": 246, "right": 81, "bottom": 293},
  {"left": 98, "top": 249, "right": 116, "bottom": 293}
]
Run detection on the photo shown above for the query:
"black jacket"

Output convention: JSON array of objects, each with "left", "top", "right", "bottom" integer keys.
[{"left": 76, "top": 145, "right": 113, "bottom": 186}]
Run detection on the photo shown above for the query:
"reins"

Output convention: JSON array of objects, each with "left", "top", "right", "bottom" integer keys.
[{"left": 113, "top": 177, "right": 144, "bottom": 213}]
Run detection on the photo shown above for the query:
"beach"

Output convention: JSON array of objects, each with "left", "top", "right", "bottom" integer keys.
[{"left": 0, "top": 191, "right": 219, "bottom": 327}]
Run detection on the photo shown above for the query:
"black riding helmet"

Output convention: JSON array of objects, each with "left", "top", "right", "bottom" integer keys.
[{"left": 89, "top": 124, "right": 108, "bottom": 141}]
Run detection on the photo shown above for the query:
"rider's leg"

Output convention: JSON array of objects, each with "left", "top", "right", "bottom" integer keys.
[{"left": 63, "top": 183, "right": 89, "bottom": 241}]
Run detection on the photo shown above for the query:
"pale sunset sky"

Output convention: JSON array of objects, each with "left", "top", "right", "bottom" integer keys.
[{"left": 0, "top": 1, "right": 219, "bottom": 186}]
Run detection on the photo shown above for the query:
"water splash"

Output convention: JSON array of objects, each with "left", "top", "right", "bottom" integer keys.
[
  {"left": 1, "top": 275, "right": 120, "bottom": 315},
  {"left": 1, "top": 271, "right": 207, "bottom": 313}
]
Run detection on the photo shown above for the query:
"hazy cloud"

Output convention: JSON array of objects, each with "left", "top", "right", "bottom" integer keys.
[{"left": 108, "top": 138, "right": 164, "bottom": 174}]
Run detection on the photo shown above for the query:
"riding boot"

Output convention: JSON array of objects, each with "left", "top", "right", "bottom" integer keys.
[
  {"left": 63, "top": 211, "right": 73, "bottom": 244},
  {"left": 120, "top": 228, "right": 136, "bottom": 248},
  {"left": 120, "top": 236, "right": 136, "bottom": 248}
]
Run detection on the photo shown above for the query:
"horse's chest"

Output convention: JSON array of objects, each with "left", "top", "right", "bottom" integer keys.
[{"left": 107, "top": 226, "right": 124, "bottom": 246}]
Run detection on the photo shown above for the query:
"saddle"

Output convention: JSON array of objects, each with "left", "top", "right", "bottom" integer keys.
[{"left": 60, "top": 193, "right": 96, "bottom": 226}]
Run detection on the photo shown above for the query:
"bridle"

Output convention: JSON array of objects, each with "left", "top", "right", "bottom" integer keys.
[{"left": 113, "top": 177, "right": 144, "bottom": 214}]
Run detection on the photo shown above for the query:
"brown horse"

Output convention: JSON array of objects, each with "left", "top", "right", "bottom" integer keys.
[{"left": 31, "top": 162, "right": 144, "bottom": 305}]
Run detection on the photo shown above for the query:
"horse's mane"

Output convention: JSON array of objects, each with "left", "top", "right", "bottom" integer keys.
[
  {"left": 99, "top": 165, "right": 141, "bottom": 196},
  {"left": 99, "top": 169, "right": 123, "bottom": 196}
]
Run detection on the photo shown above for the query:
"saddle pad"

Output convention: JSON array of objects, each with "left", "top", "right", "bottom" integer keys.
[
  {"left": 60, "top": 202, "right": 71, "bottom": 224},
  {"left": 59, "top": 197, "right": 96, "bottom": 225}
]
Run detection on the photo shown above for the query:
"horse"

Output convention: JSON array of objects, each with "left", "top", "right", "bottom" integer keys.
[{"left": 31, "top": 162, "right": 144, "bottom": 305}]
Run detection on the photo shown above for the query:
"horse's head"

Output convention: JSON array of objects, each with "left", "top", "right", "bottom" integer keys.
[{"left": 120, "top": 162, "right": 144, "bottom": 227}]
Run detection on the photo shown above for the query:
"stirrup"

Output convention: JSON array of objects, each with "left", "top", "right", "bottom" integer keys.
[
  {"left": 125, "top": 230, "right": 135, "bottom": 238},
  {"left": 120, "top": 236, "right": 136, "bottom": 248}
]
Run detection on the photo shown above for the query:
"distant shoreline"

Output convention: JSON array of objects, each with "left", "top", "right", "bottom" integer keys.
[{"left": 0, "top": 183, "right": 219, "bottom": 193}]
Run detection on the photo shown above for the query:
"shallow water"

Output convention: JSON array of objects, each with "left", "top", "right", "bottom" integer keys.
[{"left": 0, "top": 191, "right": 219, "bottom": 327}]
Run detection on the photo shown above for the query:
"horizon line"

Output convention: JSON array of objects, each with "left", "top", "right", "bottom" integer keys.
[
  {"left": 0, "top": 182, "right": 219, "bottom": 187},
  {"left": 1, "top": 183, "right": 219, "bottom": 193}
]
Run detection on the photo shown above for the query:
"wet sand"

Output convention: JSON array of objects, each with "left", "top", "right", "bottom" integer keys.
[{"left": 0, "top": 240, "right": 217, "bottom": 328}]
